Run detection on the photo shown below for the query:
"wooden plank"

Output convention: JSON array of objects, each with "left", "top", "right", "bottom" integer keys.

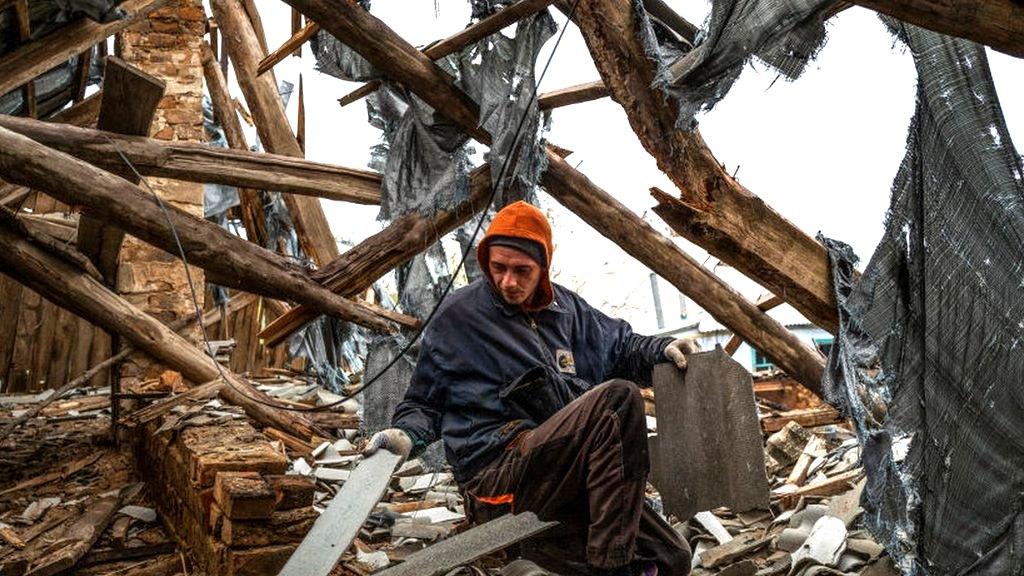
[
  {"left": 78, "top": 56, "right": 165, "bottom": 286},
  {"left": 337, "top": 0, "right": 558, "bottom": 108},
  {"left": 73, "top": 48, "right": 93, "bottom": 103},
  {"left": 724, "top": 294, "right": 784, "bottom": 355},
  {"left": 761, "top": 405, "right": 843, "bottom": 433},
  {"left": 851, "top": 0, "right": 1024, "bottom": 58},
  {"left": 211, "top": 0, "right": 340, "bottom": 266},
  {"left": 0, "top": 0, "right": 172, "bottom": 96},
  {"left": 537, "top": 80, "right": 608, "bottom": 110},
  {"left": 0, "top": 127, "right": 406, "bottom": 333},
  {"left": 277, "top": 452, "right": 402, "bottom": 576},
  {"left": 256, "top": 21, "right": 320, "bottom": 77},
  {"left": 652, "top": 352, "right": 769, "bottom": 521},
  {"left": 48, "top": 89, "right": 102, "bottom": 126},
  {"left": 375, "top": 513, "right": 557, "bottom": 576},
  {"left": 0, "top": 114, "right": 383, "bottom": 205},
  {"left": 560, "top": 0, "right": 839, "bottom": 334},
  {"left": 23, "top": 487, "right": 127, "bottom": 576}
]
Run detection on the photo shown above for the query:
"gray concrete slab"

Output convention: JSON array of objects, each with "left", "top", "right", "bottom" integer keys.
[
  {"left": 376, "top": 512, "right": 557, "bottom": 576},
  {"left": 277, "top": 451, "right": 402, "bottom": 576},
  {"left": 652, "top": 347, "right": 769, "bottom": 520}
]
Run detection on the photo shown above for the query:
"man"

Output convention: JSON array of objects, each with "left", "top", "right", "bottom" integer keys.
[{"left": 365, "top": 201, "right": 697, "bottom": 575}]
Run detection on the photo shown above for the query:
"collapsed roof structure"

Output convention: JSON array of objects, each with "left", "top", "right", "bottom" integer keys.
[{"left": 0, "top": 0, "right": 1021, "bottom": 574}]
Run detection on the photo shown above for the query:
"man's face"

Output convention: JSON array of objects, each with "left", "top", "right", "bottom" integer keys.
[{"left": 488, "top": 245, "right": 542, "bottom": 306}]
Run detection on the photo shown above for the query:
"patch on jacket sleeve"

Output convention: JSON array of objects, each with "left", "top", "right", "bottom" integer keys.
[{"left": 555, "top": 349, "right": 576, "bottom": 374}]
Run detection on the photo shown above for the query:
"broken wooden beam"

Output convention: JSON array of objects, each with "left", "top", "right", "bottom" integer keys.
[
  {"left": 0, "top": 0, "right": 171, "bottom": 97},
  {"left": 78, "top": 56, "right": 165, "bottom": 286},
  {"left": 0, "top": 214, "right": 318, "bottom": 439},
  {"left": 651, "top": 187, "right": 837, "bottom": 334},
  {"left": 541, "top": 150, "right": 826, "bottom": 393},
  {"left": 0, "top": 125, "right": 407, "bottom": 333},
  {"left": 537, "top": 80, "right": 609, "bottom": 110},
  {"left": 211, "top": 0, "right": 340, "bottom": 266},
  {"left": 0, "top": 114, "right": 383, "bottom": 205},
  {"left": 258, "top": 165, "right": 492, "bottom": 346},
  {"left": 850, "top": 0, "right": 1024, "bottom": 58},
  {"left": 337, "top": 0, "right": 559, "bottom": 108},
  {"left": 277, "top": 451, "right": 402, "bottom": 576},
  {"left": 561, "top": 0, "right": 839, "bottom": 334},
  {"left": 256, "top": 20, "right": 320, "bottom": 76},
  {"left": 724, "top": 294, "right": 784, "bottom": 355}
]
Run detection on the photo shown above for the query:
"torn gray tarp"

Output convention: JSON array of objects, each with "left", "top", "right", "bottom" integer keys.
[
  {"left": 0, "top": 0, "right": 123, "bottom": 56},
  {"left": 634, "top": 0, "right": 837, "bottom": 130},
  {"left": 821, "top": 24, "right": 1024, "bottom": 576},
  {"left": 201, "top": 97, "right": 241, "bottom": 220},
  {"left": 311, "top": 3, "right": 555, "bottom": 217},
  {"left": 0, "top": 47, "right": 103, "bottom": 117}
]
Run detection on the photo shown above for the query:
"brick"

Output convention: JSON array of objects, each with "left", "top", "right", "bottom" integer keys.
[
  {"left": 266, "top": 475, "right": 316, "bottom": 511},
  {"left": 228, "top": 544, "right": 296, "bottom": 576},
  {"left": 152, "top": 126, "right": 174, "bottom": 140},
  {"left": 221, "top": 507, "right": 318, "bottom": 547},
  {"left": 214, "top": 472, "right": 276, "bottom": 520}
]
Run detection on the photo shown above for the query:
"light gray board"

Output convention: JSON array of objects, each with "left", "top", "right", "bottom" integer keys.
[
  {"left": 376, "top": 512, "right": 558, "bottom": 576},
  {"left": 277, "top": 451, "right": 402, "bottom": 576},
  {"left": 652, "top": 347, "right": 769, "bottom": 520}
]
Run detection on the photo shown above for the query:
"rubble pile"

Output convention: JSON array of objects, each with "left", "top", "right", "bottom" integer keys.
[{"left": 0, "top": 390, "right": 182, "bottom": 576}]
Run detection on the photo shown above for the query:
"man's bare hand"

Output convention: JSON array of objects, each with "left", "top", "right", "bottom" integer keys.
[
  {"left": 664, "top": 337, "right": 701, "bottom": 371},
  {"left": 362, "top": 428, "right": 413, "bottom": 461}
]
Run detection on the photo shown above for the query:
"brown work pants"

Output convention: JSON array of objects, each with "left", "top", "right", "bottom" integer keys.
[{"left": 463, "top": 380, "right": 691, "bottom": 575}]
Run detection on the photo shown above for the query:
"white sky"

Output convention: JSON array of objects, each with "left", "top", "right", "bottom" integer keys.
[{"left": 237, "top": 0, "right": 1024, "bottom": 335}]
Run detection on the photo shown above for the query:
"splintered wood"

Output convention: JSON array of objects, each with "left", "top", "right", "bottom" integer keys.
[{"left": 652, "top": 348, "right": 770, "bottom": 520}]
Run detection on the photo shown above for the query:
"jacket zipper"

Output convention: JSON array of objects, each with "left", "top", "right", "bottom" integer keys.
[{"left": 524, "top": 314, "right": 558, "bottom": 369}]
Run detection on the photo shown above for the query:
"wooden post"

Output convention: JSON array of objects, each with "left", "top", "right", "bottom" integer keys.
[
  {"left": 0, "top": 125, "right": 409, "bottom": 333},
  {"left": 541, "top": 151, "right": 826, "bottom": 393},
  {"left": 78, "top": 56, "right": 165, "bottom": 285},
  {"left": 0, "top": 211, "right": 318, "bottom": 439},
  {"left": 211, "top": 0, "right": 341, "bottom": 266}
]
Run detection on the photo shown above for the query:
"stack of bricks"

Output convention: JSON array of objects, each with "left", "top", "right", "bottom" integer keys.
[
  {"left": 136, "top": 417, "right": 319, "bottom": 575},
  {"left": 115, "top": 0, "right": 207, "bottom": 383}
]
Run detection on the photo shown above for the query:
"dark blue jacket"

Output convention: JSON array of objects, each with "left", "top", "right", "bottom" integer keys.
[{"left": 392, "top": 279, "right": 672, "bottom": 483}]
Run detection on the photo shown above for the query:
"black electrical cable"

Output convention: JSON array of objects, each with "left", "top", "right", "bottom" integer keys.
[{"left": 108, "top": 0, "right": 582, "bottom": 415}]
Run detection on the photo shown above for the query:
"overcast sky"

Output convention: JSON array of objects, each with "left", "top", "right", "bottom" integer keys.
[{"left": 237, "top": 0, "right": 1023, "bottom": 334}]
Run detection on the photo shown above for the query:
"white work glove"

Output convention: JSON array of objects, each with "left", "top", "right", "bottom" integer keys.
[
  {"left": 362, "top": 428, "right": 413, "bottom": 461},
  {"left": 664, "top": 337, "right": 701, "bottom": 371}
]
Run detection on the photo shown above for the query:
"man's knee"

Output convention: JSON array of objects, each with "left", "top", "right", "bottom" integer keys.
[{"left": 594, "top": 379, "right": 645, "bottom": 422}]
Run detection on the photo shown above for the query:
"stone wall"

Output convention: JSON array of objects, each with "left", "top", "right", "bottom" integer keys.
[{"left": 116, "top": 0, "right": 206, "bottom": 383}]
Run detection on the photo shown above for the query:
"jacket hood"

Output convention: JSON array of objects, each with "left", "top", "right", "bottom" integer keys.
[{"left": 477, "top": 201, "right": 554, "bottom": 311}]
